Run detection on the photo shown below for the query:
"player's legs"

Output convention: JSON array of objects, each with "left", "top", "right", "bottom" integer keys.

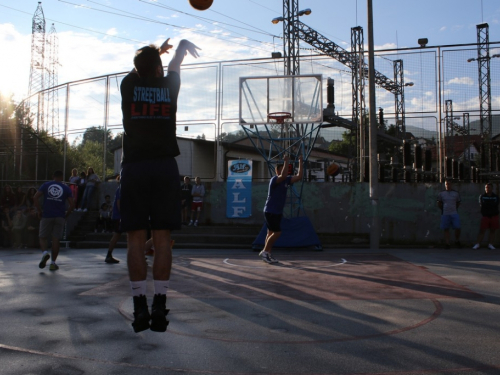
[
  {"left": 151, "top": 230, "right": 172, "bottom": 280},
  {"left": 38, "top": 218, "right": 53, "bottom": 269},
  {"left": 264, "top": 229, "right": 281, "bottom": 252},
  {"left": 106, "top": 222, "right": 121, "bottom": 263},
  {"left": 127, "top": 230, "right": 148, "bottom": 281}
]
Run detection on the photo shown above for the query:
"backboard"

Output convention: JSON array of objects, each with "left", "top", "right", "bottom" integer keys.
[{"left": 239, "top": 74, "right": 323, "bottom": 125}]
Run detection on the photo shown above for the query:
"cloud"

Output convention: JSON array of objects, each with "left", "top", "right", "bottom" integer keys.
[
  {"left": 447, "top": 77, "right": 474, "bottom": 85},
  {"left": 0, "top": 23, "right": 32, "bottom": 100},
  {"left": 440, "top": 26, "right": 446, "bottom": 32},
  {"left": 106, "top": 28, "right": 118, "bottom": 36}
]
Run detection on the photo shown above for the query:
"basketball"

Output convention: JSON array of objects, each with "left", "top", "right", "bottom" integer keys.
[
  {"left": 327, "top": 163, "right": 340, "bottom": 177},
  {"left": 188, "top": 0, "right": 213, "bottom": 11}
]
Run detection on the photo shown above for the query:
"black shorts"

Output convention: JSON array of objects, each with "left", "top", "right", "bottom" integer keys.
[
  {"left": 264, "top": 212, "right": 282, "bottom": 232},
  {"left": 120, "top": 158, "right": 182, "bottom": 232},
  {"left": 111, "top": 219, "right": 122, "bottom": 234},
  {"left": 181, "top": 199, "right": 191, "bottom": 209}
]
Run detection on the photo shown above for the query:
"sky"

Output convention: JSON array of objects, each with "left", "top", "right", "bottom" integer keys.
[{"left": 1, "top": 0, "right": 499, "bottom": 102}]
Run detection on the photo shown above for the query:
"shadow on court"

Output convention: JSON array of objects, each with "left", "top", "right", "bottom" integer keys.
[{"left": 0, "top": 248, "right": 499, "bottom": 375}]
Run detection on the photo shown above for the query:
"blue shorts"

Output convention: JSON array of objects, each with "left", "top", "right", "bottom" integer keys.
[
  {"left": 440, "top": 214, "right": 461, "bottom": 230},
  {"left": 120, "top": 158, "right": 181, "bottom": 232}
]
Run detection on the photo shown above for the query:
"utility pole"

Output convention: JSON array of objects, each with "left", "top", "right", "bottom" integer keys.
[{"left": 367, "top": 0, "right": 379, "bottom": 250}]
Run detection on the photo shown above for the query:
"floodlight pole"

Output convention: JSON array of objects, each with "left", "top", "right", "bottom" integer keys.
[{"left": 367, "top": 0, "right": 379, "bottom": 250}]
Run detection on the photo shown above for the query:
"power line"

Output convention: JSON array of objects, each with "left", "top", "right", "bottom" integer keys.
[
  {"left": 0, "top": 3, "right": 147, "bottom": 44},
  {"left": 57, "top": 0, "right": 274, "bottom": 53},
  {"left": 138, "top": 0, "right": 276, "bottom": 38}
]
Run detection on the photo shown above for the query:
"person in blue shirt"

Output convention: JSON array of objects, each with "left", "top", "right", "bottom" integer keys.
[
  {"left": 259, "top": 155, "right": 303, "bottom": 264},
  {"left": 33, "top": 170, "right": 74, "bottom": 271}
]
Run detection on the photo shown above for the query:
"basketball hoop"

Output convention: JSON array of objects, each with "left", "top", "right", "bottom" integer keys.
[{"left": 268, "top": 112, "right": 292, "bottom": 124}]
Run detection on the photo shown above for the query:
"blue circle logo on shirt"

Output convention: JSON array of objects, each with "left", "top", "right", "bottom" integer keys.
[{"left": 48, "top": 184, "right": 63, "bottom": 199}]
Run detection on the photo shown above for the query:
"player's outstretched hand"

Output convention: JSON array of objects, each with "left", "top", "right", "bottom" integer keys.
[
  {"left": 180, "top": 39, "right": 201, "bottom": 58},
  {"left": 283, "top": 155, "right": 290, "bottom": 163},
  {"left": 298, "top": 155, "right": 303, "bottom": 163},
  {"left": 160, "top": 38, "right": 173, "bottom": 55}
]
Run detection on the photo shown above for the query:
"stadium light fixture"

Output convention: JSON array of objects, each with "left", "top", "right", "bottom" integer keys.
[
  {"left": 404, "top": 82, "right": 414, "bottom": 87},
  {"left": 272, "top": 9, "right": 311, "bottom": 24},
  {"left": 298, "top": 8, "right": 312, "bottom": 16},
  {"left": 418, "top": 38, "right": 428, "bottom": 47}
]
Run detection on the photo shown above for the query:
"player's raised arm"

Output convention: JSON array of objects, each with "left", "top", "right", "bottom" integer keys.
[
  {"left": 168, "top": 39, "right": 200, "bottom": 75},
  {"left": 291, "top": 155, "right": 303, "bottom": 184},
  {"left": 275, "top": 155, "right": 290, "bottom": 184}
]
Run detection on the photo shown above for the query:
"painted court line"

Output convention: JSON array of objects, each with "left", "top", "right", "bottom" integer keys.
[{"left": 222, "top": 257, "right": 347, "bottom": 270}]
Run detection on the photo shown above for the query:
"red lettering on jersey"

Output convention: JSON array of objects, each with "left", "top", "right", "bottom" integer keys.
[
  {"left": 131, "top": 103, "right": 141, "bottom": 116},
  {"left": 142, "top": 103, "right": 148, "bottom": 116},
  {"left": 161, "top": 104, "right": 170, "bottom": 117},
  {"left": 150, "top": 104, "right": 160, "bottom": 116}
]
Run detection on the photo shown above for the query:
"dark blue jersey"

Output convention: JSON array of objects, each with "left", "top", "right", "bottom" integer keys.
[{"left": 38, "top": 181, "right": 72, "bottom": 218}]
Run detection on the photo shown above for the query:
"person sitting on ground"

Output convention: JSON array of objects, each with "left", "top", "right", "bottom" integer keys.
[{"left": 12, "top": 209, "right": 27, "bottom": 249}]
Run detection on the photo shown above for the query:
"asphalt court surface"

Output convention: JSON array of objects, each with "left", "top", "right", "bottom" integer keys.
[{"left": 1, "top": 248, "right": 500, "bottom": 374}]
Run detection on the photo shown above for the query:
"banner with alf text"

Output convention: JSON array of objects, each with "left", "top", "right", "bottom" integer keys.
[{"left": 226, "top": 160, "right": 252, "bottom": 218}]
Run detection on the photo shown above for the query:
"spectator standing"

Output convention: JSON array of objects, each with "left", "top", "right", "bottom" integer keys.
[
  {"left": 12, "top": 209, "right": 27, "bottom": 248},
  {"left": 79, "top": 167, "right": 100, "bottom": 212},
  {"left": 34, "top": 170, "right": 75, "bottom": 271},
  {"left": 68, "top": 168, "right": 80, "bottom": 203},
  {"left": 1, "top": 185, "right": 17, "bottom": 216},
  {"left": 188, "top": 177, "right": 205, "bottom": 227},
  {"left": 14, "top": 187, "right": 27, "bottom": 211},
  {"left": 95, "top": 202, "right": 112, "bottom": 233},
  {"left": 25, "top": 188, "right": 37, "bottom": 211},
  {"left": 26, "top": 207, "right": 40, "bottom": 248},
  {"left": 1, "top": 207, "right": 12, "bottom": 247},
  {"left": 105, "top": 176, "right": 121, "bottom": 264},
  {"left": 180, "top": 176, "right": 192, "bottom": 225},
  {"left": 472, "top": 182, "right": 500, "bottom": 250},
  {"left": 437, "top": 180, "right": 461, "bottom": 249},
  {"left": 75, "top": 172, "right": 87, "bottom": 210}
]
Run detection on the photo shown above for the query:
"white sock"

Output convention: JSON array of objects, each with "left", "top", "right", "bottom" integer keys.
[
  {"left": 51, "top": 261, "right": 56, "bottom": 264},
  {"left": 130, "top": 280, "right": 147, "bottom": 297},
  {"left": 42, "top": 250, "right": 49, "bottom": 256},
  {"left": 154, "top": 280, "right": 169, "bottom": 295}
]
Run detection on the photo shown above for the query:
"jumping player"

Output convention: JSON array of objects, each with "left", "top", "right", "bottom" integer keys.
[
  {"left": 120, "top": 38, "right": 199, "bottom": 333},
  {"left": 259, "top": 155, "right": 303, "bottom": 264}
]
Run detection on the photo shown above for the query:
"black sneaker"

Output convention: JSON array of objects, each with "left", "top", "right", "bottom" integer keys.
[
  {"left": 455, "top": 241, "right": 462, "bottom": 249},
  {"left": 132, "top": 295, "right": 150, "bottom": 333},
  {"left": 105, "top": 256, "right": 120, "bottom": 264},
  {"left": 150, "top": 294, "right": 169, "bottom": 332},
  {"left": 39, "top": 253, "right": 50, "bottom": 269},
  {"left": 445, "top": 244, "right": 451, "bottom": 249}
]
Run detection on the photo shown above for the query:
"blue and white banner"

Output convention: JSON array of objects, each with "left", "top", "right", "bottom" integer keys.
[{"left": 227, "top": 160, "right": 252, "bottom": 218}]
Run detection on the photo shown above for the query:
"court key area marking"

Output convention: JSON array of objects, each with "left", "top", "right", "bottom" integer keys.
[{"left": 222, "top": 257, "right": 347, "bottom": 270}]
